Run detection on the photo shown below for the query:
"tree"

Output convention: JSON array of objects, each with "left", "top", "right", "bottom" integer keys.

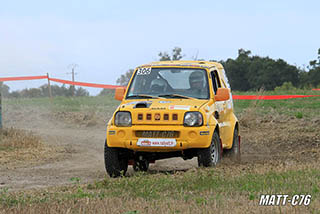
[
  {"left": 6, "top": 84, "right": 89, "bottom": 98},
  {"left": 40, "top": 84, "right": 69, "bottom": 97},
  {"left": 222, "top": 49, "right": 252, "bottom": 91},
  {"left": 75, "top": 87, "right": 89, "bottom": 96},
  {"left": 20, "top": 88, "right": 42, "bottom": 98},
  {"left": 115, "top": 47, "right": 184, "bottom": 87},
  {"left": 309, "top": 48, "right": 320, "bottom": 69},
  {"left": 115, "top": 47, "right": 319, "bottom": 91},
  {"left": 221, "top": 49, "right": 300, "bottom": 91},
  {"left": 307, "top": 48, "right": 320, "bottom": 87},
  {"left": 116, "top": 69, "right": 134, "bottom": 86},
  {"left": 158, "top": 47, "right": 184, "bottom": 61},
  {"left": 158, "top": 52, "right": 171, "bottom": 61},
  {"left": 306, "top": 49, "right": 320, "bottom": 88},
  {"left": 98, "top": 88, "right": 115, "bottom": 96},
  {"left": 0, "top": 83, "right": 10, "bottom": 97}
]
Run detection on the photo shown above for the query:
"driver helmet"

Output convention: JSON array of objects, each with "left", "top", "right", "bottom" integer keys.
[
  {"left": 189, "top": 71, "right": 204, "bottom": 88},
  {"left": 150, "top": 78, "right": 166, "bottom": 92}
]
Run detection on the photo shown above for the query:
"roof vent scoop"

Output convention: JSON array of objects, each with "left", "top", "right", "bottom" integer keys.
[{"left": 134, "top": 101, "right": 151, "bottom": 108}]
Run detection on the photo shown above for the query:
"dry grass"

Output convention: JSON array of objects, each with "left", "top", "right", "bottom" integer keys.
[
  {"left": 1, "top": 94, "right": 320, "bottom": 213},
  {"left": 238, "top": 88, "right": 265, "bottom": 128},
  {"left": 49, "top": 111, "right": 102, "bottom": 127},
  {"left": 1, "top": 163, "right": 319, "bottom": 214},
  {"left": 239, "top": 109, "right": 320, "bottom": 164},
  {"left": 1, "top": 195, "right": 319, "bottom": 214},
  {"left": 0, "top": 128, "right": 42, "bottom": 149},
  {"left": 235, "top": 87, "right": 320, "bottom": 166},
  {"left": 1, "top": 115, "right": 319, "bottom": 213},
  {"left": 0, "top": 128, "right": 64, "bottom": 166}
]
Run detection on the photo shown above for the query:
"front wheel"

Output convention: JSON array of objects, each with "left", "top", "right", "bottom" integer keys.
[
  {"left": 197, "top": 130, "right": 222, "bottom": 167},
  {"left": 104, "top": 141, "right": 128, "bottom": 178}
]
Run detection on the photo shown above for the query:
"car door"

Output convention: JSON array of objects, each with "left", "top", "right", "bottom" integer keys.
[{"left": 210, "top": 69, "right": 230, "bottom": 148}]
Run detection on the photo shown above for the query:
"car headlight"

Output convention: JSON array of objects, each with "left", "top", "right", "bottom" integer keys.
[
  {"left": 184, "top": 112, "right": 203, "bottom": 127},
  {"left": 115, "top": 111, "right": 132, "bottom": 127}
]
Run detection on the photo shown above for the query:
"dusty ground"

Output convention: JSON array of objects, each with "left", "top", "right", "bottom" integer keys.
[{"left": 1, "top": 107, "right": 319, "bottom": 192}]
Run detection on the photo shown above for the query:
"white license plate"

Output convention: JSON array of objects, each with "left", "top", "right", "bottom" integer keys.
[{"left": 137, "top": 138, "right": 177, "bottom": 147}]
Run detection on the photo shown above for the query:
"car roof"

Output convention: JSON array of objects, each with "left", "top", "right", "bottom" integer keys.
[{"left": 139, "top": 60, "right": 224, "bottom": 70}]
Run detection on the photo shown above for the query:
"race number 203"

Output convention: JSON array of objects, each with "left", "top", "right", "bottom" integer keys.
[{"left": 259, "top": 194, "right": 312, "bottom": 206}]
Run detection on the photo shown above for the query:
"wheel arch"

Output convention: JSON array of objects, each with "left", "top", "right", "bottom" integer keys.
[{"left": 234, "top": 121, "right": 239, "bottom": 133}]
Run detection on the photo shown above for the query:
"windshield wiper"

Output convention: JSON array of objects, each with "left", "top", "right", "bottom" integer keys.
[
  {"left": 158, "top": 94, "right": 195, "bottom": 100},
  {"left": 126, "top": 94, "right": 159, "bottom": 99}
]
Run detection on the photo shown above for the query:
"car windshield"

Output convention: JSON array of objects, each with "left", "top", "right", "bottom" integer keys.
[{"left": 126, "top": 68, "right": 209, "bottom": 99}]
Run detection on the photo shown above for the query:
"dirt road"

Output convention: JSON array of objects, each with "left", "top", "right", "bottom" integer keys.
[
  {"left": 1, "top": 108, "right": 319, "bottom": 191},
  {"left": 0, "top": 109, "right": 199, "bottom": 191}
]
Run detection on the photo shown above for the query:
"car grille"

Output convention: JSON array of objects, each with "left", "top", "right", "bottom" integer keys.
[
  {"left": 137, "top": 113, "right": 178, "bottom": 121},
  {"left": 135, "top": 131, "right": 179, "bottom": 138}
]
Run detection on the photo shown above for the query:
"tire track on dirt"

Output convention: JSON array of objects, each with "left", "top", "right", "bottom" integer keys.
[{"left": 2, "top": 108, "right": 319, "bottom": 191}]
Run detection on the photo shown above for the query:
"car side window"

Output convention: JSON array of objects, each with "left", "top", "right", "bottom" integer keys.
[{"left": 210, "top": 70, "right": 221, "bottom": 94}]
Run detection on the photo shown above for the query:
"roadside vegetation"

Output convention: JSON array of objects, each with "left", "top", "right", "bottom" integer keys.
[
  {"left": 0, "top": 128, "right": 42, "bottom": 151},
  {"left": 0, "top": 128, "right": 64, "bottom": 167},
  {"left": 3, "top": 94, "right": 119, "bottom": 113},
  {"left": 0, "top": 88, "right": 319, "bottom": 213},
  {"left": 0, "top": 166, "right": 319, "bottom": 213},
  {"left": 233, "top": 90, "right": 320, "bottom": 118}
]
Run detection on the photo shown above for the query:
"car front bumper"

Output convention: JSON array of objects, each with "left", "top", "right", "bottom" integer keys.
[{"left": 106, "top": 125, "right": 213, "bottom": 152}]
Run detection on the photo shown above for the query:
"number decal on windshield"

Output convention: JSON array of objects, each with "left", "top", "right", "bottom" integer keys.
[{"left": 137, "top": 67, "right": 151, "bottom": 75}]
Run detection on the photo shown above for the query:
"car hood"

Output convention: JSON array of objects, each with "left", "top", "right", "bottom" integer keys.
[{"left": 118, "top": 99, "right": 209, "bottom": 125}]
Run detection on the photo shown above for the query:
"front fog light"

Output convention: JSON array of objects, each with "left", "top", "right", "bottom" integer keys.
[
  {"left": 115, "top": 111, "right": 132, "bottom": 127},
  {"left": 184, "top": 112, "right": 203, "bottom": 127}
]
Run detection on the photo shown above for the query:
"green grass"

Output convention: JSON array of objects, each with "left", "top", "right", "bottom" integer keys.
[
  {"left": 3, "top": 95, "right": 121, "bottom": 112},
  {"left": 233, "top": 96, "right": 320, "bottom": 118},
  {"left": 232, "top": 89, "right": 320, "bottom": 95},
  {"left": 0, "top": 168, "right": 319, "bottom": 207},
  {"left": 3, "top": 90, "right": 319, "bottom": 117},
  {"left": 231, "top": 89, "right": 320, "bottom": 118},
  {"left": 0, "top": 145, "right": 14, "bottom": 151},
  {"left": 1, "top": 91, "right": 320, "bottom": 212},
  {"left": 92, "top": 169, "right": 320, "bottom": 201}
]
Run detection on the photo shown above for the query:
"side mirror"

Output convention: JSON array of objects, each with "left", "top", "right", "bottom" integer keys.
[
  {"left": 115, "top": 87, "right": 126, "bottom": 101},
  {"left": 215, "top": 88, "right": 230, "bottom": 101}
]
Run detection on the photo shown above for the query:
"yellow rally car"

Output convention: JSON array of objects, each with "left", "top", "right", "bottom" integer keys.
[{"left": 105, "top": 61, "right": 240, "bottom": 177}]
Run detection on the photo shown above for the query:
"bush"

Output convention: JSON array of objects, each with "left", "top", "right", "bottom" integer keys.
[
  {"left": 6, "top": 84, "right": 90, "bottom": 98},
  {"left": 274, "top": 82, "right": 297, "bottom": 92},
  {"left": 98, "top": 88, "right": 115, "bottom": 96}
]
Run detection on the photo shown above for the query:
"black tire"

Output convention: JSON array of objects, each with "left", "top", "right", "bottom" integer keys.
[
  {"left": 104, "top": 141, "right": 128, "bottom": 178},
  {"left": 197, "top": 130, "right": 222, "bottom": 167},
  {"left": 133, "top": 159, "right": 149, "bottom": 172},
  {"left": 224, "top": 128, "right": 241, "bottom": 162}
]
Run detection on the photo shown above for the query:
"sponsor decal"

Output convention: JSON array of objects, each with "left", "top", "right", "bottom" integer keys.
[
  {"left": 139, "top": 131, "right": 176, "bottom": 138},
  {"left": 151, "top": 107, "right": 166, "bottom": 110},
  {"left": 218, "top": 122, "right": 230, "bottom": 127},
  {"left": 108, "top": 131, "right": 116, "bottom": 135},
  {"left": 200, "top": 131, "right": 210, "bottom": 135},
  {"left": 215, "top": 103, "right": 224, "bottom": 113},
  {"left": 136, "top": 67, "right": 152, "bottom": 75},
  {"left": 169, "top": 105, "right": 190, "bottom": 110},
  {"left": 125, "top": 101, "right": 152, "bottom": 106},
  {"left": 159, "top": 101, "right": 172, "bottom": 104},
  {"left": 140, "top": 140, "right": 151, "bottom": 146},
  {"left": 154, "top": 113, "right": 161, "bottom": 120},
  {"left": 137, "top": 138, "right": 177, "bottom": 147}
]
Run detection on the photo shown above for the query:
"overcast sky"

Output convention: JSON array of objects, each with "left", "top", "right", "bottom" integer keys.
[{"left": 1, "top": 0, "right": 319, "bottom": 95}]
